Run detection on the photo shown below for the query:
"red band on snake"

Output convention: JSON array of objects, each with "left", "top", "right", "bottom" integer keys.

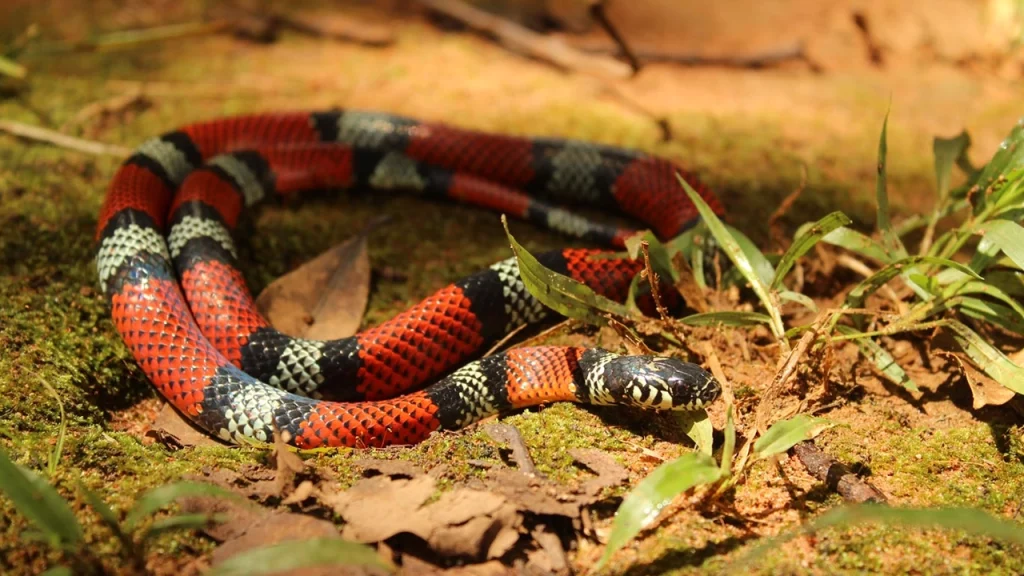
[{"left": 96, "top": 110, "right": 724, "bottom": 449}]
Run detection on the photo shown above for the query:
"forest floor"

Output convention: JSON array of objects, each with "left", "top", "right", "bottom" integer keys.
[{"left": 1, "top": 0, "right": 1024, "bottom": 574}]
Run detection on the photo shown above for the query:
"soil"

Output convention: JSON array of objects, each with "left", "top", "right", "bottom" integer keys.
[{"left": 1, "top": 0, "right": 1023, "bottom": 575}]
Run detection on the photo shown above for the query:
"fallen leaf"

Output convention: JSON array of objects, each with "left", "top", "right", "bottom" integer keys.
[
  {"left": 281, "top": 480, "right": 316, "bottom": 506},
  {"left": 945, "top": 352, "right": 1017, "bottom": 409},
  {"left": 256, "top": 218, "right": 385, "bottom": 340},
  {"left": 328, "top": 475, "right": 437, "bottom": 542},
  {"left": 569, "top": 449, "right": 628, "bottom": 497},
  {"left": 146, "top": 403, "right": 222, "bottom": 448},
  {"left": 354, "top": 458, "right": 424, "bottom": 479}
]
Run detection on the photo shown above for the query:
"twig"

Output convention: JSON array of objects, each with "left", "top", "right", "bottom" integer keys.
[
  {"left": 484, "top": 423, "right": 539, "bottom": 477},
  {"left": 579, "top": 41, "right": 812, "bottom": 70},
  {"left": 0, "top": 120, "right": 131, "bottom": 157},
  {"left": 768, "top": 163, "right": 809, "bottom": 250},
  {"left": 275, "top": 10, "right": 395, "bottom": 46},
  {"left": 417, "top": 0, "right": 632, "bottom": 80},
  {"left": 589, "top": 1, "right": 642, "bottom": 75},
  {"left": 639, "top": 241, "right": 670, "bottom": 322},
  {"left": 755, "top": 311, "right": 829, "bottom": 434},
  {"left": 792, "top": 441, "right": 887, "bottom": 503}
]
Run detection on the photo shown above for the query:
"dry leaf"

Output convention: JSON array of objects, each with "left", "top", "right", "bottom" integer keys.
[
  {"left": 256, "top": 219, "right": 382, "bottom": 340},
  {"left": 569, "top": 448, "right": 628, "bottom": 497},
  {"left": 146, "top": 403, "right": 222, "bottom": 449}
]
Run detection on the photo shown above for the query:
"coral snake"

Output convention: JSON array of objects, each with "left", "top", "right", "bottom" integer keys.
[{"left": 95, "top": 110, "right": 724, "bottom": 449}]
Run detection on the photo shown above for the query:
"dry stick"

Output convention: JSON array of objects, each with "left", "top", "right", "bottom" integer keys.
[
  {"left": 639, "top": 241, "right": 670, "bottom": 322},
  {"left": 416, "top": 0, "right": 632, "bottom": 80},
  {"left": 0, "top": 120, "right": 131, "bottom": 157},
  {"left": 581, "top": 41, "right": 811, "bottom": 70},
  {"left": 484, "top": 422, "right": 540, "bottom": 477},
  {"left": 754, "top": 310, "right": 829, "bottom": 434},
  {"left": 768, "top": 163, "right": 809, "bottom": 250},
  {"left": 588, "top": 0, "right": 642, "bottom": 75},
  {"left": 792, "top": 441, "right": 888, "bottom": 503}
]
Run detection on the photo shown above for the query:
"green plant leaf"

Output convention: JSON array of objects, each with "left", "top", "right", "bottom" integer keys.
[
  {"left": 933, "top": 131, "right": 971, "bottom": 201},
  {"left": 875, "top": 109, "right": 909, "bottom": 260},
  {"left": 38, "top": 378, "right": 66, "bottom": 476},
  {"left": 596, "top": 452, "right": 723, "bottom": 571},
  {"left": 675, "top": 174, "right": 786, "bottom": 345},
  {"left": 814, "top": 226, "right": 891, "bottom": 264},
  {"left": 207, "top": 537, "right": 395, "bottom": 576},
  {"left": 836, "top": 325, "right": 919, "bottom": 392},
  {"left": 0, "top": 449, "right": 83, "bottom": 549},
  {"left": 972, "top": 121, "right": 1024, "bottom": 214},
  {"left": 753, "top": 415, "right": 832, "bottom": 460},
  {"left": 772, "top": 211, "right": 852, "bottom": 290},
  {"left": 720, "top": 405, "right": 736, "bottom": 477},
  {"left": 78, "top": 482, "right": 125, "bottom": 538},
  {"left": 142, "top": 513, "right": 227, "bottom": 540},
  {"left": 977, "top": 219, "right": 1024, "bottom": 271},
  {"left": 845, "top": 256, "right": 982, "bottom": 310},
  {"left": 676, "top": 410, "right": 713, "bottom": 456},
  {"left": 725, "top": 224, "right": 776, "bottom": 287},
  {"left": 778, "top": 290, "right": 818, "bottom": 312},
  {"left": 124, "top": 481, "right": 243, "bottom": 532},
  {"left": 40, "top": 568, "right": 73, "bottom": 576},
  {"left": 942, "top": 320, "right": 1024, "bottom": 394},
  {"left": 678, "top": 311, "right": 772, "bottom": 327},
  {"left": 502, "top": 216, "right": 630, "bottom": 326},
  {"left": 956, "top": 297, "right": 1024, "bottom": 335},
  {"left": 736, "top": 504, "right": 1024, "bottom": 567}
]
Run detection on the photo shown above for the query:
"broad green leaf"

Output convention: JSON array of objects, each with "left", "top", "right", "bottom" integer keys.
[
  {"left": 125, "top": 481, "right": 243, "bottom": 532},
  {"left": 0, "top": 449, "right": 83, "bottom": 548},
  {"left": 502, "top": 216, "right": 630, "bottom": 326},
  {"left": 846, "top": 256, "right": 982, "bottom": 310},
  {"left": 972, "top": 120, "right": 1024, "bottom": 213},
  {"left": 942, "top": 320, "right": 1024, "bottom": 394},
  {"left": 625, "top": 230, "right": 679, "bottom": 283},
  {"left": 736, "top": 504, "right": 1024, "bottom": 567},
  {"left": 836, "top": 326, "right": 919, "bottom": 392},
  {"left": 0, "top": 54, "right": 27, "bottom": 79},
  {"left": 676, "top": 174, "right": 786, "bottom": 343},
  {"left": 597, "top": 452, "right": 723, "bottom": 570},
  {"left": 725, "top": 224, "right": 775, "bottom": 287},
  {"left": 977, "top": 219, "right": 1024, "bottom": 271},
  {"left": 815, "top": 226, "right": 891, "bottom": 264},
  {"left": 942, "top": 279, "right": 1024, "bottom": 323},
  {"left": 753, "top": 415, "right": 832, "bottom": 459},
  {"left": 875, "top": 109, "right": 909, "bottom": 260},
  {"left": 772, "top": 212, "right": 852, "bottom": 290},
  {"left": 986, "top": 270, "right": 1024, "bottom": 296},
  {"left": 933, "top": 131, "right": 971, "bottom": 202},
  {"left": 678, "top": 311, "right": 772, "bottom": 327},
  {"left": 677, "top": 410, "right": 713, "bottom": 456},
  {"left": 208, "top": 537, "right": 394, "bottom": 576}
]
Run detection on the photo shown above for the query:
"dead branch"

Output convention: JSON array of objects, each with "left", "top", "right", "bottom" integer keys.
[
  {"left": 792, "top": 441, "right": 888, "bottom": 503},
  {"left": 0, "top": 120, "right": 131, "bottom": 157}
]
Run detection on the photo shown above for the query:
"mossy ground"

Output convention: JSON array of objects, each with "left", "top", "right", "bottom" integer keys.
[{"left": 2, "top": 1, "right": 1024, "bottom": 574}]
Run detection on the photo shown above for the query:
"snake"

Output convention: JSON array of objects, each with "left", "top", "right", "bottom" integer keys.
[{"left": 95, "top": 110, "right": 725, "bottom": 449}]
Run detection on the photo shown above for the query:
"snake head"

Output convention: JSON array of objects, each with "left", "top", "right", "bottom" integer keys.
[{"left": 602, "top": 355, "right": 721, "bottom": 411}]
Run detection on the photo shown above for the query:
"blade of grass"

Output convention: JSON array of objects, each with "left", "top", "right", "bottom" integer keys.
[
  {"left": 720, "top": 405, "right": 736, "bottom": 477},
  {"left": 675, "top": 174, "right": 788, "bottom": 350},
  {"left": 772, "top": 211, "right": 852, "bottom": 290},
  {"left": 207, "top": 537, "right": 395, "bottom": 576},
  {"left": 875, "top": 109, "right": 909, "bottom": 260},
  {"left": 0, "top": 449, "right": 83, "bottom": 549},
  {"left": 736, "top": 504, "right": 1024, "bottom": 567},
  {"left": 942, "top": 320, "right": 1024, "bottom": 394},
  {"left": 845, "top": 255, "right": 981, "bottom": 310},
  {"left": 976, "top": 219, "right": 1024, "bottom": 271},
  {"left": 595, "top": 452, "right": 723, "bottom": 571},
  {"left": 752, "top": 415, "right": 832, "bottom": 460},
  {"left": 678, "top": 311, "right": 772, "bottom": 327},
  {"left": 677, "top": 410, "right": 713, "bottom": 456},
  {"left": 835, "top": 325, "right": 919, "bottom": 392},
  {"left": 813, "top": 226, "right": 891, "bottom": 264},
  {"left": 124, "top": 482, "right": 243, "bottom": 532},
  {"left": 956, "top": 297, "right": 1024, "bottom": 335}
]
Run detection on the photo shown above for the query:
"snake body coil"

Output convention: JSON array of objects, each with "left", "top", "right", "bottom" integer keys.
[{"left": 96, "top": 110, "right": 724, "bottom": 448}]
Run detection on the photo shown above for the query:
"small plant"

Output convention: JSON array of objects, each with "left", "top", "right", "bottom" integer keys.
[{"left": 501, "top": 110, "right": 1024, "bottom": 571}]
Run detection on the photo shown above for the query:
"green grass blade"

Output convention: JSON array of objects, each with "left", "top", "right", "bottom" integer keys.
[
  {"left": 502, "top": 216, "right": 631, "bottom": 326},
  {"left": 977, "top": 219, "right": 1024, "bottom": 271},
  {"left": 208, "top": 537, "right": 395, "bottom": 576},
  {"left": 736, "top": 504, "right": 1024, "bottom": 567},
  {"left": 675, "top": 174, "right": 786, "bottom": 345},
  {"left": 39, "top": 379, "right": 66, "bottom": 476},
  {"left": 142, "top": 513, "right": 227, "bottom": 541},
  {"left": 944, "top": 279, "right": 1024, "bottom": 324},
  {"left": 725, "top": 224, "right": 775, "bottom": 287},
  {"left": 678, "top": 311, "right": 772, "bottom": 327},
  {"left": 972, "top": 122, "right": 1024, "bottom": 213},
  {"left": 0, "top": 54, "right": 28, "bottom": 79},
  {"left": 752, "top": 415, "right": 832, "bottom": 460},
  {"left": 845, "top": 256, "right": 982, "bottom": 310},
  {"left": 78, "top": 482, "right": 124, "bottom": 538},
  {"left": 778, "top": 290, "right": 818, "bottom": 312},
  {"left": 677, "top": 410, "right": 713, "bottom": 456},
  {"left": 933, "top": 131, "right": 971, "bottom": 202},
  {"left": 125, "top": 481, "right": 243, "bottom": 532},
  {"left": 596, "top": 452, "right": 723, "bottom": 571},
  {"left": 772, "top": 211, "right": 852, "bottom": 290},
  {"left": 942, "top": 320, "right": 1024, "bottom": 394},
  {"left": 875, "top": 109, "right": 909, "bottom": 260},
  {"left": 40, "top": 568, "right": 73, "bottom": 576},
  {"left": 720, "top": 405, "right": 736, "bottom": 477},
  {"left": 814, "top": 226, "right": 891, "bottom": 264},
  {"left": 0, "top": 449, "right": 83, "bottom": 548},
  {"left": 956, "top": 297, "right": 1024, "bottom": 335},
  {"left": 835, "top": 325, "right": 919, "bottom": 391}
]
